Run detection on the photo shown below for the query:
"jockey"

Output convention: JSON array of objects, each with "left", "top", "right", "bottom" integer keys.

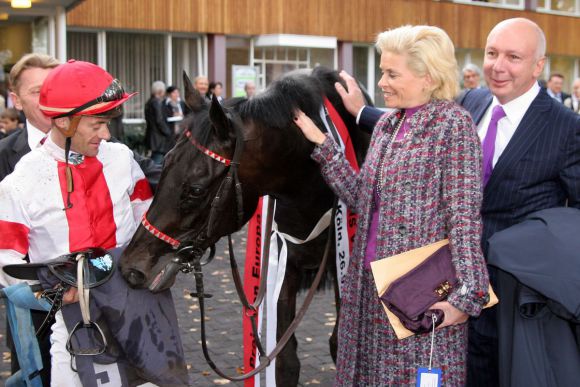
[{"left": 0, "top": 60, "right": 187, "bottom": 386}]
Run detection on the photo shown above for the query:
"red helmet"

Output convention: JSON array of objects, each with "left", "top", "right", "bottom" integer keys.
[{"left": 39, "top": 59, "right": 136, "bottom": 118}]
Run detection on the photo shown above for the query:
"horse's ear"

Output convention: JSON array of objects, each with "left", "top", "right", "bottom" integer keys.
[
  {"left": 209, "top": 94, "right": 231, "bottom": 141},
  {"left": 183, "top": 71, "right": 205, "bottom": 112}
]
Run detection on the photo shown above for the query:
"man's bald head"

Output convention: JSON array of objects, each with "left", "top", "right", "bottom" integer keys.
[{"left": 488, "top": 18, "right": 546, "bottom": 60}]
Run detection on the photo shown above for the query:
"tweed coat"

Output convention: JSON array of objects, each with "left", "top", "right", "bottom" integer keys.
[{"left": 312, "top": 100, "right": 489, "bottom": 386}]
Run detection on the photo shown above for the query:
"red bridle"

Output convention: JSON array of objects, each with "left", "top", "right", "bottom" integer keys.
[
  {"left": 141, "top": 212, "right": 181, "bottom": 249},
  {"left": 185, "top": 131, "right": 232, "bottom": 166},
  {"left": 141, "top": 132, "right": 233, "bottom": 248}
]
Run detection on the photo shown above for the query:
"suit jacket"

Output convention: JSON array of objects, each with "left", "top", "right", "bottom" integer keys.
[
  {"left": 360, "top": 89, "right": 580, "bottom": 336},
  {"left": 0, "top": 127, "right": 30, "bottom": 182}
]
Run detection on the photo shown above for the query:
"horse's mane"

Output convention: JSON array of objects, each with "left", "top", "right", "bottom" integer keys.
[{"left": 237, "top": 70, "right": 326, "bottom": 131}]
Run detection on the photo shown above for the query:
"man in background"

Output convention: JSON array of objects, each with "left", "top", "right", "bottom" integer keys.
[
  {"left": 144, "top": 80, "right": 173, "bottom": 165},
  {"left": 244, "top": 80, "right": 256, "bottom": 99},
  {"left": 456, "top": 63, "right": 482, "bottom": 104},
  {"left": 546, "top": 73, "right": 569, "bottom": 103}
]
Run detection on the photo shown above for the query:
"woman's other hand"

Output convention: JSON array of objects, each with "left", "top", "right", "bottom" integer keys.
[
  {"left": 430, "top": 301, "right": 468, "bottom": 329},
  {"left": 294, "top": 110, "right": 327, "bottom": 145}
]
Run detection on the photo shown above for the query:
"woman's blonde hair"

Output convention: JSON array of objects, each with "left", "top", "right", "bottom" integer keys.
[{"left": 376, "top": 25, "right": 459, "bottom": 100}]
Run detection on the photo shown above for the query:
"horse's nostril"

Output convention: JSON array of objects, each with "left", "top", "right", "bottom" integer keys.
[{"left": 124, "top": 269, "right": 146, "bottom": 288}]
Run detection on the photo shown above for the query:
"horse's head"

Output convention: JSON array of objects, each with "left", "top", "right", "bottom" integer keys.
[{"left": 120, "top": 72, "right": 259, "bottom": 291}]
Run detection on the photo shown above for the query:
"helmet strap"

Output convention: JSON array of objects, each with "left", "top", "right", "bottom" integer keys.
[
  {"left": 64, "top": 137, "right": 74, "bottom": 210},
  {"left": 59, "top": 115, "right": 82, "bottom": 138}
]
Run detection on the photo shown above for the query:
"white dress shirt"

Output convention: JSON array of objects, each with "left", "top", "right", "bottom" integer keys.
[
  {"left": 477, "top": 82, "right": 541, "bottom": 167},
  {"left": 25, "top": 120, "right": 49, "bottom": 149}
]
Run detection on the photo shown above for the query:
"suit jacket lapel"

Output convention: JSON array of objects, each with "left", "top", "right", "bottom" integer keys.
[
  {"left": 473, "top": 94, "right": 493, "bottom": 125},
  {"left": 484, "top": 91, "right": 552, "bottom": 194}
]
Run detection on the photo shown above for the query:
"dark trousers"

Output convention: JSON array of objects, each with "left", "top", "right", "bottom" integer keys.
[
  {"left": 467, "top": 323, "right": 499, "bottom": 387},
  {"left": 8, "top": 309, "right": 51, "bottom": 386}
]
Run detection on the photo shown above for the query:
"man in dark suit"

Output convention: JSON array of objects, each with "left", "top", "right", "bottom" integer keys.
[
  {"left": 334, "top": 17, "right": 580, "bottom": 387},
  {"left": 0, "top": 53, "right": 59, "bottom": 386},
  {"left": 0, "top": 53, "right": 59, "bottom": 182},
  {"left": 546, "top": 73, "right": 570, "bottom": 103}
]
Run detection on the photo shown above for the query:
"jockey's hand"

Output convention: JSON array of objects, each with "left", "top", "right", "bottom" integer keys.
[
  {"left": 335, "top": 70, "right": 367, "bottom": 117},
  {"left": 429, "top": 301, "right": 468, "bottom": 329},
  {"left": 294, "top": 110, "right": 327, "bottom": 145},
  {"left": 62, "top": 286, "right": 79, "bottom": 304}
]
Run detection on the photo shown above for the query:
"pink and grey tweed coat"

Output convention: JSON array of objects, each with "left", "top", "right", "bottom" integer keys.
[{"left": 312, "top": 100, "right": 490, "bottom": 386}]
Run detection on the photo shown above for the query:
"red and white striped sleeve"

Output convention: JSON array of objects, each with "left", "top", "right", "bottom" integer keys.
[
  {"left": 0, "top": 177, "right": 31, "bottom": 286},
  {"left": 128, "top": 157, "right": 153, "bottom": 225}
]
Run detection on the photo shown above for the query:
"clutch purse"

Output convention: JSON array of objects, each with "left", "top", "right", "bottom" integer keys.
[{"left": 378, "top": 244, "right": 456, "bottom": 334}]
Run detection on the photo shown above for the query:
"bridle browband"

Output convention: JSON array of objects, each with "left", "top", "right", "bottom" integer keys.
[{"left": 141, "top": 119, "right": 241, "bottom": 250}]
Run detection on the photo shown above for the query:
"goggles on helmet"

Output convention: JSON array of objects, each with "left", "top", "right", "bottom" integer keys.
[{"left": 54, "top": 79, "right": 126, "bottom": 119}]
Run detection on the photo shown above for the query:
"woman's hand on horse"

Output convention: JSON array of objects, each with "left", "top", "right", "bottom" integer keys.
[
  {"left": 62, "top": 287, "right": 79, "bottom": 304},
  {"left": 335, "top": 70, "right": 366, "bottom": 117},
  {"left": 429, "top": 301, "right": 469, "bottom": 329},
  {"left": 294, "top": 110, "right": 327, "bottom": 145}
]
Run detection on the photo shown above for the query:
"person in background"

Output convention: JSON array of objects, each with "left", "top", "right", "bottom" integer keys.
[
  {"left": 144, "top": 80, "right": 173, "bottom": 165},
  {"left": 164, "top": 85, "right": 186, "bottom": 136},
  {"left": 546, "top": 73, "right": 569, "bottom": 103},
  {"left": 563, "top": 78, "right": 580, "bottom": 113},
  {"left": 0, "top": 108, "right": 20, "bottom": 140},
  {"left": 456, "top": 63, "right": 483, "bottom": 104},
  {"left": 462, "top": 63, "right": 482, "bottom": 89},
  {"left": 0, "top": 53, "right": 60, "bottom": 386},
  {"left": 294, "top": 25, "right": 489, "bottom": 385},
  {"left": 194, "top": 75, "right": 211, "bottom": 104},
  {"left": 207, "top": 81, "right": 224, "bottom": 103},
  {"left": 244, "top": 80, "right": 256, "bottom": 99}
]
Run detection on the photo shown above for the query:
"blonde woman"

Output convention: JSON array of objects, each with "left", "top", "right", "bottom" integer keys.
[{"left": 294, "top": 25, "right": 489, "bottom": 385}]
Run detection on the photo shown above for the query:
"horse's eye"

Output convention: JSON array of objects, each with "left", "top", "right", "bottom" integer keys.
[{"left": 188, "top": 185, "right": 205, "bottom": 198}]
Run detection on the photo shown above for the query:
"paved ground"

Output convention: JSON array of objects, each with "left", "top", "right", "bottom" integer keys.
[{"left": 0, "top": 229, "right": 337, "bottom": 386}]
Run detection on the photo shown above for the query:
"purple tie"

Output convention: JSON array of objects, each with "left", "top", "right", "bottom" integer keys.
[{"left": 482, "top": 105, "right": 506, "bottom": 186}]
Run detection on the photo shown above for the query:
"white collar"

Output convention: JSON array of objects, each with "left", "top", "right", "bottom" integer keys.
[
  {"left": 490, "top": 82, "right": 540, "bottom": 128},
  {"left": 26, "top": 120, "right": 49, "bottom": 150},
  {"left": 42, "top": 135, "right": 84, "bottom": 164}
]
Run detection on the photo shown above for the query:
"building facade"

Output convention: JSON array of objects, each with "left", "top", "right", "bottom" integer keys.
[{"left": 1, "top": 0, "right": 579, "bottom": 121}]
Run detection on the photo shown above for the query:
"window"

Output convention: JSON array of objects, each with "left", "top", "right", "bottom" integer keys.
[
  {"left": 106, "top": 32, "right": 166, "bottom": 120},
  {"left": 67, "top": 31, "right": 98, "bottom": 64},
  {"left": 453, "top": 0, "right": 524, "bottom": 9},
  {"left": 253, "top": 47, "right": 310, "bottom": 87},
  {"left": 171, "top": 37, "right": 200, "bottom": 93},
  {"left": 537, "top": 0, "right": 580, "bottom": 15}
]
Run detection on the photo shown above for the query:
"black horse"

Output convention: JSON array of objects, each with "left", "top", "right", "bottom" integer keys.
[{"left": 120, "top": 67, "right": 371, "bottom": 386}]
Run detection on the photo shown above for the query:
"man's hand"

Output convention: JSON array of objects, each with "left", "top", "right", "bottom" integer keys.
[
  {"left": 62, "top": 287, "right": 79, "bottom": 304},
  {"left": 430, "top": 301, "right": 468, "bottom": 329},
  {"left": 334, "top": 70, "right": 367, "bottom": 117}
]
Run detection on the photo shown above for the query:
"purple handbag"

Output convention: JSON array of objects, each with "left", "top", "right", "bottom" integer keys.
[{"left": 379, "top": 244, "right": 457, "bottom": 334}]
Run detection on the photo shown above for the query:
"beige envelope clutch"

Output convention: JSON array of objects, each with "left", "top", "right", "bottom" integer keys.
[{"left": 370, "top": 239, "right": 498, "bottom": 339}]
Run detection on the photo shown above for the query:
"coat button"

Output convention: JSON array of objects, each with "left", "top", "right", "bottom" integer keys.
[
  {"left": 412, "top": 136, "right": 421, "bottom": 144},
  {"left": 404, "top": 181, "right": 411, "bottom": 187}
]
